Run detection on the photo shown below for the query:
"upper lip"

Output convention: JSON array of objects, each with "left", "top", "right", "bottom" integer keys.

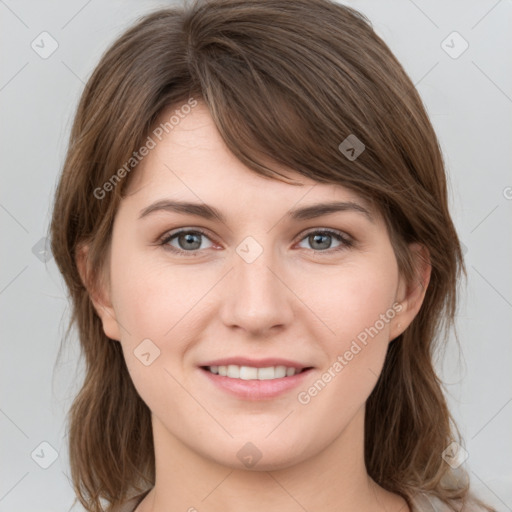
[{"left": 199, "top": 357, "right": 312, "bottom": 369}]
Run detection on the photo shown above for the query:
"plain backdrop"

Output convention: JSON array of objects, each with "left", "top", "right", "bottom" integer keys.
[{"left": 1, "top": 0, "right": 511, "bottom": 510}]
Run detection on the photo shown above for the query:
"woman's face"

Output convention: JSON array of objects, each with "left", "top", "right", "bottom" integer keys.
[{"left": 93, "top": 100, "right": 425, "bottom": 471}]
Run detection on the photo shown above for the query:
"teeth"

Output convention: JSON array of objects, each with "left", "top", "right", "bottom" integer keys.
[
  {"left": 274, "top": 365, "right": 286, "bottom": 378},
  {"left": 239, "top": 366, "right": 258, "bottom": 380},
  {"left": 226, "top": 365, "right": 239, "bottom": 379},
  {"left": 257, "top": 367, "right": 275, "bottom": 380},
  {"left": 207, "top": 365, "right": 302, "bottom": 380}
]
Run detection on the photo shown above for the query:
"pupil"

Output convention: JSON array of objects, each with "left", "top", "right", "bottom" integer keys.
[
  {"left": 312, "top": 233, "right": 330, "bottom": 250},
  {"left": 181, "top": 232, "right": 201, "bottom": 250}
]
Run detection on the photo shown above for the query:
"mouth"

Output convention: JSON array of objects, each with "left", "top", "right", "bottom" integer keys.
[
  {"left": 201, "top": 364, "right": 311, "bottom": 380},
  {"left": 198, "top": 359, "right": 314, "bottom": 400}
]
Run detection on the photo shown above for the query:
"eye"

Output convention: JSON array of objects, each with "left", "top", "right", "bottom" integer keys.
[
  {"left": 158, "top": 227, "right": 353, "bottom": 257},
  {"left": 296, "top": 229, "right": 353, "bottom": 254},
  {"left": 160, "top": 229, "right": 214, "bottom": 256}
]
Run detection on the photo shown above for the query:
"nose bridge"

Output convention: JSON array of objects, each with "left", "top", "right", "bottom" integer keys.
[{"left": 220, "top": 234, "right": 293, "bottom": 334}]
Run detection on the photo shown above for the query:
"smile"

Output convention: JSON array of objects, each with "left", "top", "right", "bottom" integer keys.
[
  {"left": 204, "top": 364, "right": 306, "bottom": 380},
  {"left": 199, "top": 364, "right": 314, "bottom": 400}
]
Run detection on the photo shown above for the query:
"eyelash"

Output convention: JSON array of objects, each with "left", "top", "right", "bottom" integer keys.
[{"left": 158, "top": 228, "right": 354, "bottom": 257}]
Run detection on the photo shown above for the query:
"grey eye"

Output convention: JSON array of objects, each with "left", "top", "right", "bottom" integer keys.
[{"left": 163, "top": 230, "right": 213, "bottom": 252}]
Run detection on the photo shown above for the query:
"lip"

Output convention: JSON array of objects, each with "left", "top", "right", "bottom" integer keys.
[{"left": 198, "top": 362, "right": 314, "bottom": 401}]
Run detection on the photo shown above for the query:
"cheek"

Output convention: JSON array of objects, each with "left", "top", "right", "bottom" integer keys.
[
  {"left": 314, "top": 258, "right": 399, "bottom": 344},
  {"left": 108, "top": 254, "right": 197, "bottom": 408},
  {"left": 110, "top": 251, "right": 201, "bottom": 338},
  {"left": 304, "top": 257, "right": 399, "bottom": 409},
  {"left": 295, "top": 263, "right": 399, "bottom": 431},
  {"left": 108, "top": 251, "right": 219, "bottom": 393}
]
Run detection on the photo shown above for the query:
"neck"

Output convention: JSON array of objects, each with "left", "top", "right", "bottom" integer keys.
[{"left": 138, "top": 407, "right": 409, "bottom": 512}]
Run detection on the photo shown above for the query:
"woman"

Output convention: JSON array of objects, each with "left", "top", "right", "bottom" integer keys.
[{"left": 50, "top": 0, "right": 496, "bottom": 511}]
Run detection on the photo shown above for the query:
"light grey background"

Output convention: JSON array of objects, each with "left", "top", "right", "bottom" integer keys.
[{"left": 1, "top": 0, "right": 511, "bottom": 510}]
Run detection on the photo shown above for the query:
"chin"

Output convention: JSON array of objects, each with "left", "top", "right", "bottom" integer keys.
[{"left": 201, "top": 434, "right": 312, "bottom": 472}]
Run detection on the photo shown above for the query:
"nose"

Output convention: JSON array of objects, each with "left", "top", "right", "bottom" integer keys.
[{"left": 218, "top": 240, "right": 295, "bottom": 337}]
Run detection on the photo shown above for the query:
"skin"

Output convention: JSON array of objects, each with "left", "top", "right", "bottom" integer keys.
[{"left": 83, "top": 100, "right": 431, "bottom": 512}]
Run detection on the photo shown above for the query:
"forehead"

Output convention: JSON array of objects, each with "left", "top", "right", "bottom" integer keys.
[{"left": 123, "top": 101, "right": 376, "bottom": 217}]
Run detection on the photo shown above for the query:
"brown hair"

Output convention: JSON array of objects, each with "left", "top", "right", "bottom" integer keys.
[{"left": 50, "top": 0, "right": 495, "bottom": 510}]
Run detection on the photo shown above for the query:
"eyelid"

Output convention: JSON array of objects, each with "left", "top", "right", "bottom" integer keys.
[
  {"left": 158, "top": 227, "right": 214, "bottom": 246},
  {"left": 298, "top": 226, "right": 352, "bottom": 241},
  {"left": 295, "top": 228, "right": 354, "bottom": 252},
  {"left": 157, "top": 226, "right": 354, "bottom": 255}
]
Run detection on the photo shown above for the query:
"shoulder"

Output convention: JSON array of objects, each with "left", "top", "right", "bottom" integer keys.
[{"left": 410, "top": 492, "right": 491, "bottom": 512}]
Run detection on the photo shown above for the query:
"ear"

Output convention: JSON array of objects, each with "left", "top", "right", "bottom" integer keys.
[
  {"left": 76, "top": 244, "right": 122, "bottom": 341},
  {"left": 390, "top": 242, "right": 431, "bottom": 340}
]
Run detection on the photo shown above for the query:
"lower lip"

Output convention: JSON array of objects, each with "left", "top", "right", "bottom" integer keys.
[{"left": 199, "top": 367, "right": 314, "bottom": 400}]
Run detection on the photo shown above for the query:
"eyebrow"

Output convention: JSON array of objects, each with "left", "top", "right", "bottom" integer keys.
[{"left": 138, "top": 199, "right": 374, "bottom": 223}]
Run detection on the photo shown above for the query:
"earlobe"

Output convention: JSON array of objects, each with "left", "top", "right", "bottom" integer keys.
[
  {"left": 392, "top": 243, "right": 431, "bottom": 339},
  {"left": 75, "top": 244, "right": 121, "bottom": 341}
]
